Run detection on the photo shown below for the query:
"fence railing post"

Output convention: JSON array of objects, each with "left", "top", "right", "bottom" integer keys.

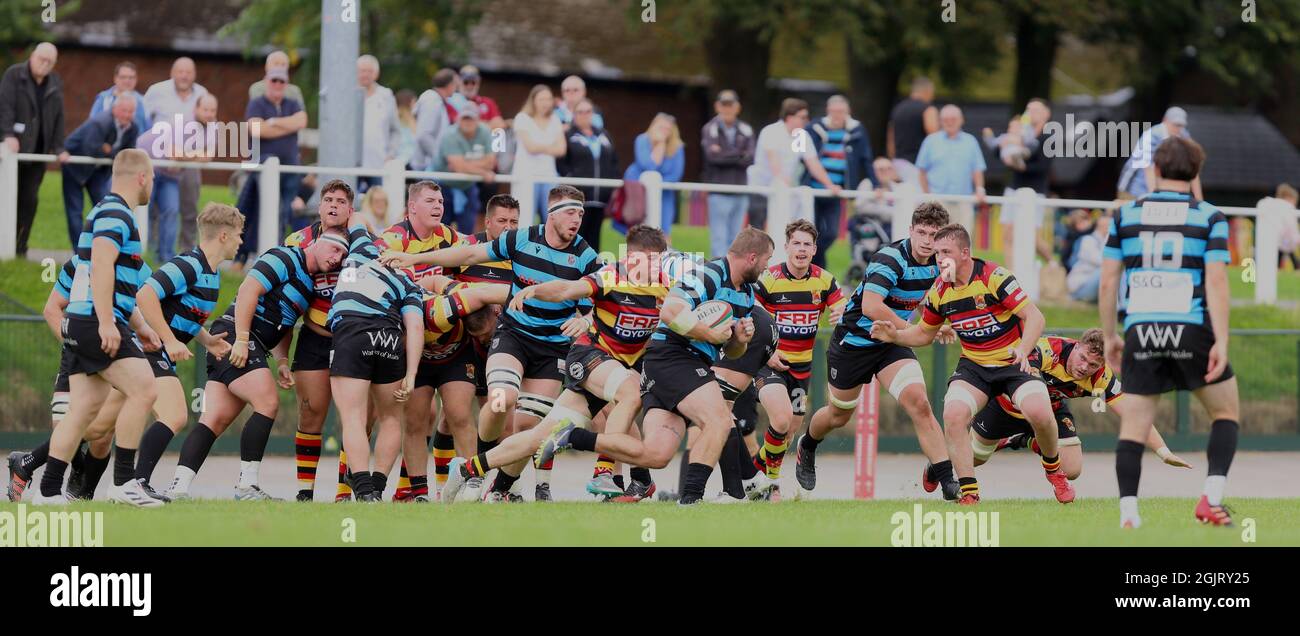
[
  {"left": 1013, "top": 187, "right": 1040, "bottom": 300},
  {"left": 929, "top": 342, "right": 947, "bottom": 415},
  {"left": 513, "top": 173, "right": 535, "bottom": 228},
  {"left": 382, "top": 158, "right": 406, "bottom": 226},
  {"left": 1254, "top": 197, "right": 1281, "bottom": 305},
  {"left": 640, "top": 170, "right": 663, "bottom": 231},
  {"left": 769, "top": 180, "right": 791, "bottom": 262},
  {"left": 258, "top": 157, "right": 281, "bottom": 256},
  {"left": 796, "top": 185, "right": 815, "bottom": 224},
  {"left": 891, "top": 181, "right": 919, "bottom": 242},
  {"left": 1176, "top": 391, "right": 1190, "bottom": 434},
  {"left": 0, "top": 146, "right": 18, "bottom": 259}
]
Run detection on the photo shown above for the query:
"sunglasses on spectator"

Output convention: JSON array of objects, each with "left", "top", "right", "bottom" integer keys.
[{"left": 269, "top": 78, "right": 287, "bottom": 84}]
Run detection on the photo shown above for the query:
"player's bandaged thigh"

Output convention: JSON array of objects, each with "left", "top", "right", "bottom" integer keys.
[
  {"left": 943, "top": 385, "right": 980, "bottom": 418},
  {"left": 886, "top": 360, "right": 925, "bottom": 400},
  {"left": 1057, "top": 435, "right": 1082, "bottom": 447},
  {"left": 971, "top": 436, "right": 998, "bottom": 462},
  {"left": 548, "top": 403, "right": 592, "bottom": 430},
  {"left": 1011, "top": 380, "right": 1050, "bottom": 413},
  {"left": 599, "top": 366, "right": 634, "bottom": 402},
  {"left": 486, "top": 367, "right": 522, "bottom": 394},
  {"left": 50, "top": 392, "right": 70, "bottom": 418},
  {"left": 516, "top": 392, "right": 555, "bottom": 420}
]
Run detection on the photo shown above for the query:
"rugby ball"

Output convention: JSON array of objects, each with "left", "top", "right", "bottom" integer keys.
[{"left": 694, "top": 300, "right": 734, "bottom": 328}]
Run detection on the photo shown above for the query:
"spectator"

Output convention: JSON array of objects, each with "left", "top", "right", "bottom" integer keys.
[
  {"left": 357, "top": 54, "right": 401, "bottom": 192},
  {"left": 395, "top": 88, "right": 418, "bottom": 168},
  {"left": 556, "top": 75, "right": 604, "bottom": 130},
  {"left": 235, "top": 67, "right": 307, "bottom": 263},
  {"left": 557, "top": 98, "right": 618, "bottom": 251},
  {"left": 888, "top": 76, "right": 939, "bottom": 184},
  {"left": 62, "top": 95, "right": 139, "bottom": 247},
  {"left": 807, "top": 94, "right": 876, "bottom": 268},
  {"left": 750, "top": 98, "right": 841, "bottom": 231},
  {"left": 0, "top": 42, "right": 69, "bottom": 257},
  {"left": 1059, "top": 208, "right": 1095, "bottom": 272},
  {"left": 358, "top": 185, "right": 390, "bottom": 235},
  {"left": 854, "top": 156, "right": 901, "bottom": 228},
  {"left": 1274, "top": 183, "right": 1299, "bottom": 270},
  {"left": 248, "top": 50, "right": 306, "bottom": 106},
  {"left": 700, "top": 89, "right": 755, "bottom": 259},
  {"left": 999, "top": 98, "right": 1054, "bottom": 262},
  {"left": 1117, "top": 106, "right": 1203, "bottom": 200},
  {"left": 459, "top": 65, "right": 505, "bottom": 130},
  {"left": 511, "top": 84, "right": 566, "bottom": 222},
  {"left": 138, "top": 93, "right": 221, "bottom": 264},
  {"left": 142, "top": 56, "right": 208, "bottom": 256},
  {"left": 916, "top": 104, "right": 986, "bottom": 230},
  {"left": 90, "top": 61, "right": 151, "bottom": 134},
  {"left": 411, "top": 68, "right": 460, "bottom": 171},
  {"left": 623, "top": 113, "right": 686, "bottom": 235},
  {"left": 1066, "top": 213, "right": 1109, "bottom": 302},
  {"left": 846, "top": 157, "right": 903, "bottom": 276},
  {"left": 434, "top": 109, "right": 496, "bottom": 234}
]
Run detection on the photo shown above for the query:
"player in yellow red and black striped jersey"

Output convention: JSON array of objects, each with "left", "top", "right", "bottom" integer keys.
[
  {"left": 450, "top": 195, "right": 520, "bottom": 286},
  {"left": 748, "top": 221, "right": 845, "bottom": 495},
  {"left": 970, "top": 330, "right": 1191, "bottom": 482},
  {"left": 439, "top": 226, "right": 672, "bottom": 504},
  {"left": 278, "top": 180, "right": 379, "bottom": 502},
  {"left": 870, "top": 223, "right": 1075, "bottom": 505}
]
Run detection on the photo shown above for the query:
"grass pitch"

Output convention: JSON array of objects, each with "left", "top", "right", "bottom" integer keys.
[{"left": 4, "top": 498, "right": 1296, "bottom": 547}]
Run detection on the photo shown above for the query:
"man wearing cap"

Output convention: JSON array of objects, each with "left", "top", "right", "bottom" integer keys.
[
  {"left": 1117, "top": 106, "right": 1203, "bottom": 200},
  {"left": 358, "top": 54, "right": 401, "bottom": 193},
  {"left": 459, "top": 65, "right": 505, "bottom": 130},
  {"left": 434, "top": 107, "right": 496, "bottom": 234},
  {"left": 236, "top": 66, "right": 307, "bottom": 262},
  {"left": 701, "top": 89, "right": 756, "bottom": 259}
]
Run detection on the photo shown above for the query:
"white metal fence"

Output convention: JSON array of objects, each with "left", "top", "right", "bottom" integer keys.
[{"left": 0, "top": 146, "right": 1285, "bottom": 304}]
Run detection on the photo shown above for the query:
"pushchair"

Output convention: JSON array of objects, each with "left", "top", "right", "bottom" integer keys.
[{"left": 844, "top": 211, "right": 891, "bottom": 289}]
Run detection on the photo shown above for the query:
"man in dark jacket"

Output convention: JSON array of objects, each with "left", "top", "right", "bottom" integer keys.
[
  {"left": 701, "top": 90, "right": 755, "bottom": 259},
  {"left": 0, "top": 42, "right": 70, "bottom": 257},
  {"left": 806, "top": 95, "right": 876, "bottom": 268},
  {"left": 557, "top": 97, "right": 618, "bottom": 252},
  {"left": 61, "top": 96, "right": 141, "bottom": 247}
]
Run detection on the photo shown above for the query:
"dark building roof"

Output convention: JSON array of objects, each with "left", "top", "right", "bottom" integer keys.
[{"left": 48, "top": 0, "right": 250, "bottom": 55}]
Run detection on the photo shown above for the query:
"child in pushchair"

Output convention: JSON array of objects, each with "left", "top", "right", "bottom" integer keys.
[{"left": 844, "top": 185, "right": 894, "bottom": 288}]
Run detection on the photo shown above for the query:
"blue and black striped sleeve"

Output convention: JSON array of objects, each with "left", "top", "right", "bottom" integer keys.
[
  {"left": 400, "top": 278, "right": 424, "bottom": 318},
  {"left": 486, "top": 229, "right": 519, "bottom": 262},
  {"left": 54, "top": 261, "right": 75, "bottom": 300},
  {"left": 249, "top": 248, "right": 293, "bottom": 293},
  {"left": 1103, "top": 208, "right": 1127, "bottom": 261},
  {"left": 90, "top": 209, "right": 133, "bottom": 248},
  {"left": 1205, "top": 209, "right": 1231, "bottom": 264},
  {"left": 862, "top": 247, "right": 904, "bottom": 298},
  {"left": 145, "top": 255, "right": 199, "bottom": 300},
  {"left": 669, "top": 265, "right": 718, "bottom": 310}
]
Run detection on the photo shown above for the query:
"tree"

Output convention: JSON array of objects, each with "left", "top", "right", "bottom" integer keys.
[
  {"left": 0, "top": 0, "right": 81, "bottom": 70},
  {"left": 222, "top": 0, "right": 483, "bottom": 116}
]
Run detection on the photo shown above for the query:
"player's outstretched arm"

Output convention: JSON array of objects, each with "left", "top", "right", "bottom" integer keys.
[
  {"left": 397, "top": 309, "right": 423, "bottom": 402},
  {"left": 460, "top": 284, "right": 511, "bottom": 313},
  {"left": 136, "top": 285, "right": 189, "bottom": 361},
  {"left": 419, "top": 273, "right": 455, "bottom": 294},
  {"left": 1203, "top": 260, "right": 1231, "bottom": 382},
  {"left": 509, "top": 279, "right": 591, "bottom": 313},
  {"left": 661, "top": 296, "right": 732, "bottom": 345},
  {"left": 870, "top": 320, "right": 938, "bottom": 347},
  {"left": 380, "top": 243, "right": 489, "bottom": 271},
  {"left": 861, "top": 291, "right": 911, "bottom": 330}
]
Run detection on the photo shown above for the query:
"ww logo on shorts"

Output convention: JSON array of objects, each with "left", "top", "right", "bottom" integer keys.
[
  {"left": 1134, "top": 324, "right": 1185, "bottom": 349},
  {"left": 367, "top": 330, "right": 401, "bottom": 350}
]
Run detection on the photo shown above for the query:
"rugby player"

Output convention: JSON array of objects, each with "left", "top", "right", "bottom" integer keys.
[
  {"left": 871, "top": 223, "right": 1075, "bottom": 505},
  {"left": 750, "top": 219, "right": 845, "bottom": 497},
  {"left": 281, "top": 179, "right": 377, "bottom": 501},
  {"left": 534, "top": 227, "right": 771, "bottom": 505},
  {"left": 327, "top": 245, "right": 426, "bottom": 502},
  {"left": 381, "top": 185, "right": 601, "bottom": 502},
  {"left": 797, "top": 203, "right": 959, "bottom": 499},
  {"left": 440, "top": 225, "right": 670, "bottom": 503},
  {"left": 709, "top": 304, "right": 781, "bottom": 502},
  {"left": 1099, "top": 136, "right": 1239, "bottom": 527},
  {"left": 165, "top": 227, "right": 348, "bottom": 500},
  {"left": 33, "top": 149, "right": 164, "bottom": 506},
  {"left": 970, "top": 329, "right": 1191, "bottom": 479},
  {"left": 131, "top": 204, "right": 244, "bottom": 497}
]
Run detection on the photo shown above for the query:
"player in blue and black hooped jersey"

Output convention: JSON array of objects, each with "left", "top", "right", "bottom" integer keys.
[
  {"left": 380, "top": 185, "right": 601, "bottom": 502},
  {"left": 327, "top": 242, "right": 426, "bottom": 501},
  {"left": 798, "top": 202, "right": 959, "bottom": 500},
  {"left": 35, "top": 150, "right": 167, "bottom": 507},
  {"left": 128, "top": 203, "right": 246, "bottom": 496},
  {"left": 539, "top": 227, "right": 772, "bottom": 505},
  {"left": 1099, "top": 136, "right": 1239, "bottom": 528},
  {"left": 166, "top": 225, "right": 349, "bottom": 501}
]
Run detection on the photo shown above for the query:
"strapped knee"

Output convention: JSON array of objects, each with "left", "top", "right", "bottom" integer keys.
[
  {"left": 1011, "top": 381, "right": 1050, "bottom": 413},
  {"left": 829, "top": 393, "right": 859, "bottom": 411},
  {"left": 516, "top": 392, "right": 555, "bottom": 421},
  {"left": 547, "top": 404, "right": 592, "bottom": 430},
  {"left": 600, "top": 367, "right": 634, "bottom": 402},
  {"left": 887, "top": 361, "right": 926, "bottom": 401},
  {"left": 944, "top": 385, "right": 980, "bottom": 419},
  {"left": 486, "top": 368, "right": 522, "bottom": 396},
  {"left": 50, "top": 392, "right": 69, "bottom": 419},
  {"left": 972, "top": 436, "right": 997, "bottom": 463}
]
